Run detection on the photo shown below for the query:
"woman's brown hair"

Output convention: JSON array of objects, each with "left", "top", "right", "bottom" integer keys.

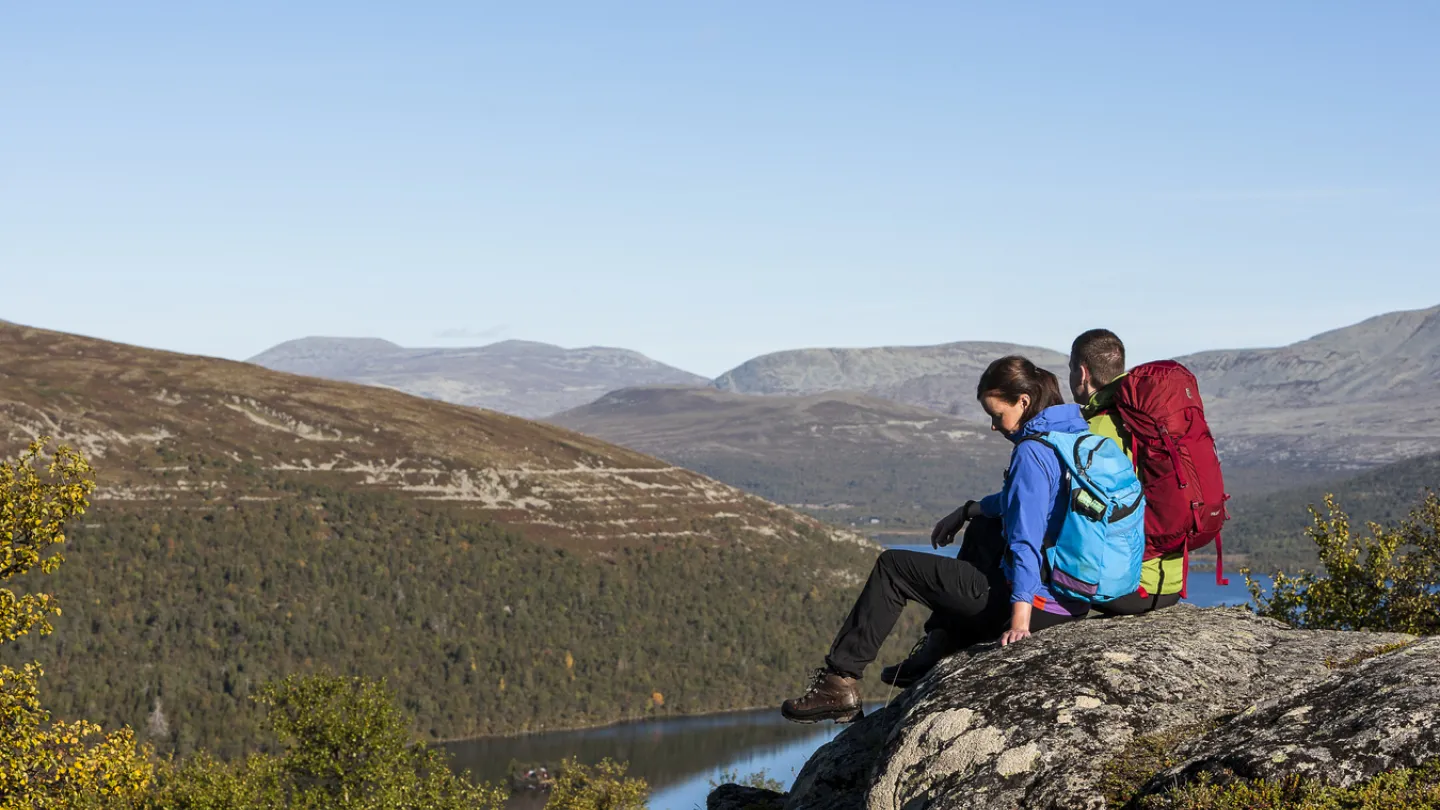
[{"left": 976, "top": 355, "right": 1066, "bottom": 426}]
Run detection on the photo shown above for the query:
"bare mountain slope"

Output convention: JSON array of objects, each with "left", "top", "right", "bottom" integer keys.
[
  {"left": 248, "top": 336, "right": 709, "bottom": 418},
  {"left": 712, "top": 341, "right": 1070, "bottom": 418},
  {"left": 1180, "top": 304, "right": 1440, "bottom": 469},
  {"left": 550, "top": 386, "right": 1013, "bottom": 531},
  {"left": 1181, "top": 304, "right": 1440, "bottom": 404},
  {"left": 0, "top": 324, "right": 849, "bottom": 551}
]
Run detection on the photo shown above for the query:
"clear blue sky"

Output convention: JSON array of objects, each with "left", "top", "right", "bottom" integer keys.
[{"left": 4, "top": 2, "right": 1437, "bottom": 377}]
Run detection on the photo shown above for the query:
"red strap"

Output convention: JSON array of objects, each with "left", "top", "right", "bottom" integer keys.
[
  {"left": 1161, "top": 428, "right": 1189, "bottom": 489},
  {"left": 1215, "top": 533, "right": 1229, "bottom": 587}
]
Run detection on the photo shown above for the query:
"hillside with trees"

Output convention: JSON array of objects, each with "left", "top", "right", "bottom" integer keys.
[
  {"left": 0, "top": 324, "right": 920, "bottom": 757},
  {"left": 1225, "top": 450, "right": 1440, "bottom": 572}
]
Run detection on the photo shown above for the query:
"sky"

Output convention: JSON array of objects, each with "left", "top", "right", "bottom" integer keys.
[{"left": 3, "top": 2, "right": 1438, "bottom": 378}]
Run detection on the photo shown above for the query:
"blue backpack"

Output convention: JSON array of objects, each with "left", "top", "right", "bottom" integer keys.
[{"left": 1020, "top": 432, "right": 1146, "bottom": 604}]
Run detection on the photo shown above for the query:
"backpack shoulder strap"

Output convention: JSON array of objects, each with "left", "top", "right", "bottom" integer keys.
[
  {"left": 1013, "top": 432, "right": 1056, "bottom": 451},
  {"left": 1005, "top": 433, "right": 1060, "bottom": 489}
]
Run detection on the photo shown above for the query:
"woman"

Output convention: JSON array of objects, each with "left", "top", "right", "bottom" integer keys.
[{"left": 781, "top": 356, "right": 1092, "bottom": 723}]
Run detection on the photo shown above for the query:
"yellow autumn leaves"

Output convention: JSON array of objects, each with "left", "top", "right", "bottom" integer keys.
[{"left": 0, "top": 439, "right": 156, "bottom": 807}]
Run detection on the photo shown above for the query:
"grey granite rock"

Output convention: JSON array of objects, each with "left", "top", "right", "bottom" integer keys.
[
  {"left": 777, "top": 606, "right": 1410, "bottom": 810},
  {"left": 1140, "top": 635, "right": 1439, "bottom": 795}
]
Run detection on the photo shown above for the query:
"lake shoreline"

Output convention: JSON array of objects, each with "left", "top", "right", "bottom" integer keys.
[
  {"left": 433, "top": 702, "right": 786, "bottom": 745},
  {"left": 435, "top": 697, "right": 898, "bottom": 746}
]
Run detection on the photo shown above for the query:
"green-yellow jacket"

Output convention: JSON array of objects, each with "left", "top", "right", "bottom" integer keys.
[{"left": 1082, "top": 376, "right": 1185, "bottom": 597}]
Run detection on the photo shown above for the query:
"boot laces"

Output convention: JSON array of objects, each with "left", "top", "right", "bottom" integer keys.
[
  {"left": 905, "top": 635, "right": 927, "bottom": 660},
  {"left": 801, "top": 667, "right": 831, "bottom": 698}
]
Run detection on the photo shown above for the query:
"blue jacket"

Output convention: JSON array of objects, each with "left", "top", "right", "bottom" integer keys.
[{"left": 979, "top": 404, "right": 1091, "bottom": 616}]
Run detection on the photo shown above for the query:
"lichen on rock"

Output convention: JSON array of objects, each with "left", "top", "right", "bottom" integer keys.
[
  {"left": 1138, "top": 636, "right": 1437, "bottom": 795},
  {"left": 765, "top": 605, "right": 1416, "bottom": 810}
]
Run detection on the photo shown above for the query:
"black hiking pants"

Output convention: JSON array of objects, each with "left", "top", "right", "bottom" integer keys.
[{"left": 824, "top": 517, "right": 1081, "bottom": 679}]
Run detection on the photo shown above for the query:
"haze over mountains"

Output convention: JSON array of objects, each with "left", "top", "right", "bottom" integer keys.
[
  {"left": 250, "top": 304, "right": 1440, "bottom": 545},
  {"left": 248, "top": 337, "right": 708, "bottom": 418}
]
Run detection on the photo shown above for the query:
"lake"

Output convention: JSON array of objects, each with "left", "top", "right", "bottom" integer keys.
[{"left": 443, "top": 559, "right": 1269, "bottom": 810}]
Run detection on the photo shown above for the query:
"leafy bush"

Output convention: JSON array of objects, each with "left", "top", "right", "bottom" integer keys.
[
  {"left": 712, "top": 767, "right": 786, "bottom": 793},
  {"left": 543, "top": 758, "right": 648, "bottom": 810},
  {"left": 0, "top": 440, "right": 154, "bottom": 808},
  {"left": 143, "top": 672, "right": 654, "bottom": 809},
  {"left": 147, "top": 673, "right": 508, "bottom": 809},
  {"left": 1248, "top": 492, "right": 1440, "bottom": 635}
]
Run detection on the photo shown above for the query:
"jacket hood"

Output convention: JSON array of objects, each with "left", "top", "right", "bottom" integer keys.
[{"left": 1010, "top": 403, "right": 1088, "bottom": 442}]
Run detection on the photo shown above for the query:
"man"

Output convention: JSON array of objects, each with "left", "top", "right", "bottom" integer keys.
[{"left": 1069, "top": 329, "right": 1183, "bottom": 615}]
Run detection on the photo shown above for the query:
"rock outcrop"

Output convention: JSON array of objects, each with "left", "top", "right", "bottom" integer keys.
[
  {"left": 732, "top": 606, "right": 1428, "bottom": 810},
  {"left": 1141, "top": 635, "right": 1439, "bottom": 794}
]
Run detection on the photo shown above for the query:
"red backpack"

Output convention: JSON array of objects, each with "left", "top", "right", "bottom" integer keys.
[{"left": 1111, "top": 360, "right": 1230, "bottom": 594}]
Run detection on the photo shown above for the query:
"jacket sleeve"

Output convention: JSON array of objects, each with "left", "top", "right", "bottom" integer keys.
[
  {"left": 978, "top": 490, "right": 1005, "bottom": 518},
  {"left": 1001, "top": 442, "right": 1059, "bottom": 606}
]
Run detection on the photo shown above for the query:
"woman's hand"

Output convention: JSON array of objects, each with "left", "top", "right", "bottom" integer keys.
[
  {"left": 1000, "top": 627, "right": 1031, "bottom": 646},
  {"left": 1000, "top": 601, "right": 1032, "bottom": 646},
  {"left": 931, "top": 500, "right": 980, "bottom": 548}
]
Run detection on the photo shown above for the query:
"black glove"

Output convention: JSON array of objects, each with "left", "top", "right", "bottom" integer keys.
[{"left": 932, "top": 500, "right": 980, "bottom": 548}]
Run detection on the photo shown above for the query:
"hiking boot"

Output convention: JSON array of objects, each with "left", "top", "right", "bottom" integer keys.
[
  {"left": 879, "top": 629, "right": 960, "bottom": 689},
  {"left": 781, "top": 668, "right": 863, "bottom": 724}
]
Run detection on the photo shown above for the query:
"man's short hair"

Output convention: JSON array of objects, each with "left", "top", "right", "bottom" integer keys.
[{"left": 1070, "top": 329, "right": 1126, "bottom": 384}]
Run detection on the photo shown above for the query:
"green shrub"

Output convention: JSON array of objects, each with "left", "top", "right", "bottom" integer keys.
[
  {"left": 543, "top": 758, "right": 648, "bottom": 810},
  {"left": 1098, "top": 723, "right": 1218, "bottom": 808},
  {"left": 1137, "top": 760, "right": 1440, "bottom": 809},
  {"left": 146, "top": 673, "right": 508, "bottom": 810},
  {"left": 1247, "top": 492, "right": 1440, "bottom": 635},
  {"left": 712, "top": 767, "right": 786, "bottom": 792}
]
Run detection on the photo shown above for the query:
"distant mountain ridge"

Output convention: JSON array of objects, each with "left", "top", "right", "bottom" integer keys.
[
  {"left": 249, "top": 306, "right": 1440, "bottom": 554},
  {"left": 713, "top": 341, "right": 1071, "bottom": 419},
  {"left": 249, "top": 336, "right": 708, "bottom": 418},
  {"left": 552, "top": 385, "right": 993, "bottom": 453},
  {"left": 550, "top": 386, "right": 1013, "bottom": 530},
  {"left": 548, "top": 307, "right": 1440, "bottom": 557},
  {"left": 1180, "top": 305, "right": 1440, "bottom": 403},
  {"left": 1178, "top": 304, "right": 1440, "bottom": 469}
]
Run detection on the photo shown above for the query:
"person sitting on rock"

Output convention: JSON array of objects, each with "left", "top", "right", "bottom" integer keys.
[
  {"left": 781, "top": 356, "right": 1092, "bottom": 723},
  {"left": 879, "top": 331, "right": 1188, "bottom": 688},
  {"left": 1069, "top": 328, "right": 1183, "bottom": 616}
]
